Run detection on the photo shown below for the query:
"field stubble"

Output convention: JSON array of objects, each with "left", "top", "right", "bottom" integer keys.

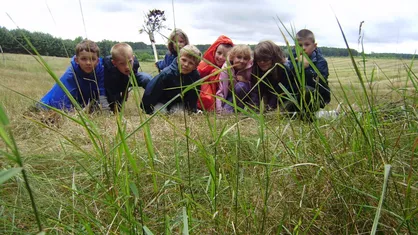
[{"left": 0, "top": 53, "right": 417, "bottom": 234}]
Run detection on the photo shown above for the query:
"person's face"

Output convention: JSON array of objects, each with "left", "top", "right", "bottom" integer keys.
[
  {"left": 214, "top": 45, "right": 231, "bottom": 67},
  {"left": 232, "top": 53, "right": 250, "bottom": 71},
  {"left": 112, "top": 53, "right": 134, "bottom": 76},
  {"left": 174, "top": 35, "right": 187, "bottom": 52},
  {"left": 298, "top": 39, "right": 317, "bottom": 57},
  {"left": 179, "top": 55, "right": 197, "bottom": 75},
  {"left": 256, "top": 57, "right": 273, "bottom": 72},
  {"left": 75, "top": 50, "right": 99, "bottom": 73}
]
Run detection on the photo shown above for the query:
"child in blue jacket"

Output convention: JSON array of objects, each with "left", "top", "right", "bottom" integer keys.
[
  {"left": 142, "top": 45, "right": 201, "bottom": 114},
  {"left": 39, "top": 39, "right": 107, "bottom": 111},
  {"left": 286, "top": 29, "right": 331, "bottom": 113}
]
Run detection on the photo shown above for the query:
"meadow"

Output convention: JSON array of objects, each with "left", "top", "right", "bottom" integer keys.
[{"left": 0, "top": 52, "right": 417, "bottom": 234}]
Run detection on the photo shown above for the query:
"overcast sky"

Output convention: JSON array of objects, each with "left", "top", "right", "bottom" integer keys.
[{"left": 2, "top": 0, "right": 417, "bottom": 54}]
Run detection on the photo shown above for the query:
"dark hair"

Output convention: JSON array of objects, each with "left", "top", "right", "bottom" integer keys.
[
  {"left": 253, "top": 40, "right": 286, "bottom": 64},
  {"left": 75, "top": 39, "right": 100, "bottom": 57},
  {"left": 252, "top": 40, "right": 289, "bottom": 92}
]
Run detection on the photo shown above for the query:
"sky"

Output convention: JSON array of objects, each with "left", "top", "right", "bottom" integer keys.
[{"left": 2, "top": 0, "right": 417, "bottom": 54}]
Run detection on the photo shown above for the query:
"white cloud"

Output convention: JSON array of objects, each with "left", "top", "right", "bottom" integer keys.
[{"left": 1, "top": 0, "right": 417, "bottom": 54}]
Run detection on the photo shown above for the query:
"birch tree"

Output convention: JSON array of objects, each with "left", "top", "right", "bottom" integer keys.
[{"left": 139, "top": 9, "right": 169, "bottom": 62}]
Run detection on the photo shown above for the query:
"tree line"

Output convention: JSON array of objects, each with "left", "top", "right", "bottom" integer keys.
[{"left": 0, "top": 27, "right": 415, "bottom": 60}]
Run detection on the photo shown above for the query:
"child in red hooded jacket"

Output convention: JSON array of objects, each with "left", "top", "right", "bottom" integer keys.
[{"left": 197, "top": 35, "right": 233, "bottom": 111}]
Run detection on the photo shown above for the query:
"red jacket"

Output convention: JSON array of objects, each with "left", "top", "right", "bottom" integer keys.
[{"left": 197, "top": 35, "right": 233, "bottom": 111}]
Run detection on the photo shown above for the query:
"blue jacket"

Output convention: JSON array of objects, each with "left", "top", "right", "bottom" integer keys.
[
  {"left": 40, "top": 56, "right": 105, "bottom": 110},
  {"left": 142, "top": 59, "right": 200, "bottom": 114},
  {"left": 155, "top": 51, "right": 177, "bottom": 72},
  {"left": 287, "top": 48, "right": 330, "bottom": 107}
]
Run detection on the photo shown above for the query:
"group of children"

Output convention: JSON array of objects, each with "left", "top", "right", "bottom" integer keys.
[{"left": 39, "top": 28, "right": 331, "bottom": 118}]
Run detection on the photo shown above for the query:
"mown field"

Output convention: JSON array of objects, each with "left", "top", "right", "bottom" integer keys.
[{"left": 0, "top": 53, "right": 417, "bottom": 234}]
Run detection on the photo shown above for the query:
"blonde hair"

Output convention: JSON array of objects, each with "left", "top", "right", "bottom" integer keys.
[
  {"left": 76, "top": 39, "right": 100, "bottom": 57},
  {"left": 110, "top": 43, "right": 133, "bottom": 61},
  {"left": 167, "top": 28, "right": 189, "bottom": 54},
  {"left": 179, "top": 45, "right": 202, "bottom": 66},
  {"left": 296, "top": 29, "right": 316, "bottom": 43},
  {"left": 227, "top": 44, "right": 252, "bottom": 64}
]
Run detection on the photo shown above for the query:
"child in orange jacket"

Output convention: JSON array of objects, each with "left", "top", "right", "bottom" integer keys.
[{"left": 197, "top": 35, "right": 233, "bottom": 111}]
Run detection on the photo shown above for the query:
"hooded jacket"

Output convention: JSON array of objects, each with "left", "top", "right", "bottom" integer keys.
[
  {"left": 142, "top": 59, "right": 200, "bottom": 114},
  {"left": 197, "top": 35, "right": 233, "bottom": 111},
  {"left": 40, "top": 56, "right": 104, "bottom": 110}
]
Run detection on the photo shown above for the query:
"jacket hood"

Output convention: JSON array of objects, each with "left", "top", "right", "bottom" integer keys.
[
  {"left": 203, "top": 35, "right": 234, "bottom": 63},
  {"left": 70, "top": 56, "right": 80, "bottom": 71},
  {"left": 198, "top": 35, "right": 233, "bottom": 77}
]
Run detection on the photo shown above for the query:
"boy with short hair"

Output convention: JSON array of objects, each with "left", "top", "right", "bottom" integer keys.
[
  {"left": 39, "top": 39, "right": 106, "bottom": 111},
  {"left": 103, "top": 43, "right": 152, "bottom": 112},
  {"left": 141, "top": 45, "right": 202, "bottom": 114},
  {"left": 287, "top": 29, "right": 331, "bottom": 114}
]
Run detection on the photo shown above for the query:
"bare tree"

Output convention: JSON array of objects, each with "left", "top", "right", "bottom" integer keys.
[{"left": 139, "top": 9, "right": 170, "bottom": 62}]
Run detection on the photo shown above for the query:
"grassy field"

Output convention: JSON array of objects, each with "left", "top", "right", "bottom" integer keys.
[{"left": 0, "top": 53, "right": 417, "bottom": 234}]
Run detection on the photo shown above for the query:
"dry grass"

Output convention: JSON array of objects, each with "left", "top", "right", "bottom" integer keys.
[{"left": 0, "top": 53, "right": 417, "bottom": 234}]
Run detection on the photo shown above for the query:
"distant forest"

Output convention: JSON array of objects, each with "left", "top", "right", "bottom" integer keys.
[{"left": 0, "top": 27, "right": 415, "bottom": 61}]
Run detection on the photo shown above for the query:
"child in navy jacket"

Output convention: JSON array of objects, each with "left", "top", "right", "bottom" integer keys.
[
  {"left": 142, "top": 45, "right": 201, "bottom": 114},
  {"left": 287, "top": 29, "right": 331, "bottom": 113},
  {"left": 103, "top": 43, "right": 152, "bottom": 112}
]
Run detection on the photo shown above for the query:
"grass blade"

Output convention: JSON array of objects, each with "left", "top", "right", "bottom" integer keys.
[
  {"left": 0, "top": 167, "right": 22, "bottom": 184},
  {"left": 371, "top": 164, "right": 392, "bottom": 234}
]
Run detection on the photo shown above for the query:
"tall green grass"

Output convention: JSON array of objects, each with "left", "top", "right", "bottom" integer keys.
[{"left": 0, "top": 22, "right": 417, "bottom": 234}]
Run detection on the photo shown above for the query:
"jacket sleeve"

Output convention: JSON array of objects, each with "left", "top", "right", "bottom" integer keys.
[
  {"left": 183, "top": 72, "right": 200, "bottom": 112},
  {"left": 133, "top": 57, "right": 140, "bottom": 72},
  {"left": 155, "top": 52, "right": 172, "bottom": 71},
  {"left": 155, "top": 60, "right": 164, "bottom": 72},
  {"left": 216, "top": 70, "right": 230, "bottom": 112},
  {"left": 96, "top": 59, "right": 106, "bottom": 98},
  {"left": 314, "top": 57, "right": 331, "bottom": 105},
  {"left": 40, "top": 65, "right": 78, "bottom": 110},
  {"left": 142, "top": 71, "right": 169, "bottom": 107}
]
